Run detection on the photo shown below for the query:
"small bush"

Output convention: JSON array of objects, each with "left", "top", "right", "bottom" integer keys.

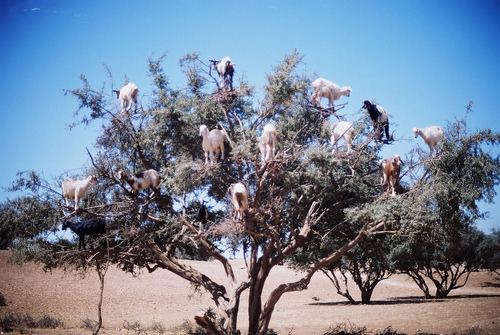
[
  {"left": 82, "top": 317, "right": 98, "bottom": 332},
  {"left": 36, "top": 315, "right": 65, "bottom": 329},
  {"left": 0, "top": 313, "right": 64, "bottom": 331},
  {"left": 0, "top": 291, "right": 6, "bottom": 306},
  {"left": 376, "top": 326, "right": 406, "bottom": 335},
  {"left": 174, "top": 320, "right": 208, "bottom": 335},
  {"left": 148, "top": 321, "right": 166, "bottom": 334},
  {"left": 324, "top": 322, "right": 367, "bottom": 335}
]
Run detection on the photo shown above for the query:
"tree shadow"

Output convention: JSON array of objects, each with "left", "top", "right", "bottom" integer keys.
[{"left": 309, "top": 294, "right": 500, "bottom": 306}]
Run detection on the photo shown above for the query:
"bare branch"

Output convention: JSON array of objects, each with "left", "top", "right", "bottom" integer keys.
[{"left": 259, "top": 221, "right": 386, "bottom": 329}]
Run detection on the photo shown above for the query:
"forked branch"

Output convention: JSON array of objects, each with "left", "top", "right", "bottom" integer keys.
[{"left": 258, "top": 220, "right": 385, "bottom": 334}]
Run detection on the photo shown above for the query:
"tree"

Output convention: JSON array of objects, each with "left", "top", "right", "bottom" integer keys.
[
  {"left": 325, "top": 235, "right": 395, "bottom": 304},
  {"left": 390, "top": 227, "right": 490, "bottom": 299},
  {"left": 389, "top": 110, "right": 500, "bottom": 298},
  {"left": 476, "top": 229, "right": 500, "bottom": 276},
  {"left": 0, "top": 170, "right": 60, "bottom": 249},
  {"left": 289, "top": 104, "right": 500, "bottom": 303},
  {"left": 5, "top": 52, "right": 498, "bottom": 335}
]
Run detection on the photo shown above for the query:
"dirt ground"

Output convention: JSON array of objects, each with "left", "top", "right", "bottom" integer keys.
[{"left": 1, "top": 250, "right": 499, "bottom": 334}]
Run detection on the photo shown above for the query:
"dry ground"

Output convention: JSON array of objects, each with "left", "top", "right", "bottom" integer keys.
[{"left": 1, "top": 250, "right": 499, "bottom": 334}]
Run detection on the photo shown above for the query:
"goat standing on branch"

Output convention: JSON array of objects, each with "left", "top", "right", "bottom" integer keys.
[
  {"left": 228, "top": 182, "right": 248, "bottom": 222},
  {"left": 117, "top": 169, "right": 161, "bottom": 196},
  {"left": 61, "top": 174, "right": 96, "bottom": 211},
  {"left": 363, "top": 100, "right": 392, "bottom": 142},
  {"left": 113, "top": 82, "right": 139, "bottom": 113},
  {"left": 210, "top": 57, "right": 236, "bottom": 91},
  {"left": 384, "top": 155, "right": 401, "bottom": 197},
  {"left": 311, "top": 78, "right": 351, "bottom": 108},
  {"left": 259, "top": 123, "right": 277, "bottom": 163},
  {"left": 61, "top": 218, "right": 106, "bottom": 250},
  {"left": 331, "top": 121, "right": 355, "bottom": 155},
  {"left": 378, "top": 158, "right": 388, "bottom": 185},
  {"left": 199, "top": 124, "right": 227, "bottom": 165},
  {"left": 413, "top": 125, "right": 444, "bottom": 156}
]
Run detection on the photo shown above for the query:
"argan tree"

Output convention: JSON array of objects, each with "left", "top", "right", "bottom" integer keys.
[
  {"left": 288, "top": 105, "right": 500, "bottom": 303},
  {"left": 5, "top": 51, "right": 498, "bottom": 335},
  {"left": 388, "top": 112, "right": 500, "bottom": 298}
]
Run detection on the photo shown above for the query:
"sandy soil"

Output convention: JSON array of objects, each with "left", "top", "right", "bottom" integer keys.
[{"left": 1, "top": 250, "right": 499, "bottom": 334}]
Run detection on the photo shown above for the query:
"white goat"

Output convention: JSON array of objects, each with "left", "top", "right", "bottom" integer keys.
[
  {"left": 331, "top": 121, "right": 355, "bottom": 155},
  {"left": 61, "top": 175, "right": 96, "bottom": 211},
  {"left": 113, "top": 83, "right": 139, "bottom": 113},
  {"left": 413, "top": 126, "right": 444, "bottom": 156},
  {"left": 228, "top": 182, "right": 248, "bottom": 221},
  {"left": 311, "top": 78, "right": 351, "bottom": 107},
  {"left": 117, "top": 169, "right": 161, "bottom": 195},
  {"left": 377, "top": 158, "right": 387, "bottom": 185},
  {"left": 199, "top": 125, "right": 226, "bottom": 165},
  {"left": 211, "top": 57, "right": 236, "bottom": 90},
  {"left": 259, "top": 123, "right": 277, "bottom": 162}
]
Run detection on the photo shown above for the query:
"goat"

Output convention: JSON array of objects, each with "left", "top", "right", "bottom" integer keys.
[
  {"left": 363, "top": 100, "right": 391, "bottom": 142},
  {"left": 228, "top": 182, "right": 248, "bottom": 222},
  {"left": 199, "top": 124, "right": 226, "bottom": 165},
  {"left": 384, "top": 155, "right": 401, "bottom": 197},
  {"left": 377, "top": 158, "right": 388, "bottom": 185},
  {"left": 117, "top": 169, "right": 161, "bottom": 195},
  {"left": 311, "top": 78, "right": 351, "bottom": 108},
  {"left": 61, "top": 218, "right": 106, "bottom": 250},
  {"left": 210, "top": 57, "right": 236, "bottom": 90},
  {"left": 61, "top": 175, "right": 96, "bottom": 211},
  {"left": 331, "top": 121, "right": 355, "bottom": 155},
  {"left": 413, "top": 126, "right": 444, "bottom": 156},
  {"left": 259, "top": 123, "right": 277, "bottom": 162},
  {"left": 113, "top": 83, "right": 139, "bottom": 113},
  {"left": 197, "top": 200, "right": 208, "bottom": 234}
]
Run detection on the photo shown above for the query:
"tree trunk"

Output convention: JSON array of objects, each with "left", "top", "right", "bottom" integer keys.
[
  {"left": 94, "top": 238, "right": 109, "bottom": 335},
  {"left": 361, "top": 288, "right": 374, "bottom": 304}
]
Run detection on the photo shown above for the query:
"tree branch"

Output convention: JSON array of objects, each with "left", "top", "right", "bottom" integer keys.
[{"left": 258, "top": 221, "right": 385, "bottom": 332}]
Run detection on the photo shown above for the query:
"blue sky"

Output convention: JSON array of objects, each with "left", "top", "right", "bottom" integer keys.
[{"left": 0, "top": 0, "right": 499, "bottom": 233}]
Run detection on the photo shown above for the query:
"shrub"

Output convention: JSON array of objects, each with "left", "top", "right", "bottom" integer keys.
[
  {"left": 82, "top": 317, "right": 98, "bottom": 332},
  {"left": 0, "top": 291, "right": 6, "bottom": 306},
  {"left": 0, "top": 313, "right": 64, "bottom": 331},
  {"left": 324, "top": 322, "right": 367, "bottom": 335}
]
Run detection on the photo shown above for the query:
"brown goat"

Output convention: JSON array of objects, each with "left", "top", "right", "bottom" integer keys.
[{"left": 384, "top": 155, "right": 401, "bottom": 197}]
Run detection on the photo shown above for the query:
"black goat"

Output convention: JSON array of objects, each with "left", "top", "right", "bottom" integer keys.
[
  {"left": 62, "top": 218, "right": 106, "bottom": 250},
  {"left": 196, "top": 201, "right": 209, "bottom": 233},
  {"left": 363, "top": 100, "right": 392, "bottom": 142}
]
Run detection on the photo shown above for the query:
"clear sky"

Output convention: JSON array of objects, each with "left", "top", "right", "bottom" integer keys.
[{"left": 1, "top": 0, "right": 499, "bottom": 232}]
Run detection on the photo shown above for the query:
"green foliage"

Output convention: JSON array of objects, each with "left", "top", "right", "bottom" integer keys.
[
  {"left": 64, "top": 75, "right": 108, "bottom": 128},
  {"left": 0, "top": 195, "right": 58, "bottom": 249},
  {"left": 390, "top": 226, "right": 494, "bottom": 298},
  {"left": 476, "top": 230, "right": 500, "bottom": 274}
]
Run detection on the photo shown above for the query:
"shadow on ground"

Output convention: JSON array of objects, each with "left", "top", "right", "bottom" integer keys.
[{"left": 309, "top": 294, "right": 500, "bottom": 306}]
